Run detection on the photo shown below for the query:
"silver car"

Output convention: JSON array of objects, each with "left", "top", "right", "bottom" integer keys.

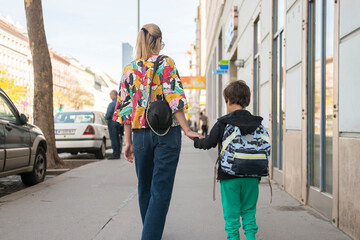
[
  {"left": 0, "top": 88, "right": 47, "bottom": 186},
  {"left": 54, "top": 111, "right": 111, "bottom": 159}
]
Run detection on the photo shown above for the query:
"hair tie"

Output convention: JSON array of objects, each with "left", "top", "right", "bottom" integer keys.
[
  {"left": 141, "top": 27, "right": 162, "bottom": 40},
  {"left": 141, "top": 28, "right": 148, "bottom": 34}
]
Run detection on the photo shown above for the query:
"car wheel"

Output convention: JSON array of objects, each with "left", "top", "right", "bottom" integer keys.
[
  {"left": 21, "top": 147, "right": 47, "bottom": 186},
  {"left": 95, "top": 140, "right": 106, "bottom": 159}
]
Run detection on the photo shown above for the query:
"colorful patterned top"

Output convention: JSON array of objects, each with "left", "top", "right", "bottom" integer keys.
[{"left": 112, "top": 55, "right": 187, "bottom": 129}]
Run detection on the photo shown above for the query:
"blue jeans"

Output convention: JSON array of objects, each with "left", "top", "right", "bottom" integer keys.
[
  {"left": 108, "top": 121, "right": 123, "bottom": 158},
  {"left": 133, "top": 126, "right": 181, "bottom": 240}
]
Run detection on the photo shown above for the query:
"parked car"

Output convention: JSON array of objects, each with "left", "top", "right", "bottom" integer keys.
[
  {"left": 0, "top": 88, "right": 47, "bottom": 186},
  {"left": 54, "top": 111, "right": 111, "bottom": 159}
]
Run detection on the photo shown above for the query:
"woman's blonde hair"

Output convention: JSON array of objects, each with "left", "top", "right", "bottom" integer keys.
[{"left": 136, "top": 24, "right": 162, "bottom": 60}]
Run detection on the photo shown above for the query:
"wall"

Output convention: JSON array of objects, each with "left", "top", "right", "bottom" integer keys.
[
  {"left": 339, "top": 137, "right": 360, "bottom": 239},
  {"left": 339, "top": 29, "right": 360, "bottom": 134},
  {"left": 338, "top": 1, "right": 360, "bottom": 238},
  {"left": 282, "top": 0, "right": 303, "bottom": 201}
]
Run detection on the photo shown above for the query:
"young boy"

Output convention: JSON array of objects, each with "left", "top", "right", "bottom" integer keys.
[{"left": 194, "top": 80, "right": 270, "bottom": 240}]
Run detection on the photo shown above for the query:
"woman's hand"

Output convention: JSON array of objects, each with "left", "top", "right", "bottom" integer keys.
[
  {"left": 124, "top": 144, "right": 134, "bottom": 163},
  {"left": 174, "top": 110, "right": 204, "bottom": 140},
  {"left": 185, "top": 129, "right": 204, "bottom": 140},
  {"left": 123, "top": 124, "right": 133, "bottom": 163}
]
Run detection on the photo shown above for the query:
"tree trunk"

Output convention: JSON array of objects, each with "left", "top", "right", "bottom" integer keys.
[{"left": 24, "top": 0, "right": 63, "bottom": 168}]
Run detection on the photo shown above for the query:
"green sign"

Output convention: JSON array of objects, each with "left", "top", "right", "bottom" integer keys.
[{"left": 219, "top": 60, "right": 229, "bottom": 65}]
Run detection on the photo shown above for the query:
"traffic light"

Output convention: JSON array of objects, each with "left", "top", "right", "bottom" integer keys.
[{"left": 59, "top": 104, "right": 63, "bottom": 112}]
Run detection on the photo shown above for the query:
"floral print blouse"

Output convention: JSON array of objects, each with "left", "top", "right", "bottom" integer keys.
[{"left": 112, "top": 55, "right": 187, "bottom": 129}]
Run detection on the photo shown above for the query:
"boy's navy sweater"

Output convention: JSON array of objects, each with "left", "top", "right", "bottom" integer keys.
[{"left": 194, "top": 110, "right": 263, "bottom": 180}]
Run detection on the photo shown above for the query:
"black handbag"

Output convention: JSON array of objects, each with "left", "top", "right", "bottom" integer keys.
[{"left": 145, "top": 55, "right": 173, "bottom": 136}]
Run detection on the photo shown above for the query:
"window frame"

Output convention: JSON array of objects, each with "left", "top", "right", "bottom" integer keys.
[
  {"left": 272, "top": 0, "right": 285, "bottom": 170},
  {"left": 253, "top": 16, "right": 261, "bottom": 115}
]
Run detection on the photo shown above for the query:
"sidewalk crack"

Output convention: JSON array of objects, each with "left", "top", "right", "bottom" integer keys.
[{"left": 92, "top": 187, "right": 137, "bottom": 240}]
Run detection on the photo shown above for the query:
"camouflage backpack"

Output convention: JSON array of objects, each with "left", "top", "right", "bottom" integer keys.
[{"left": 220, "top": 124, "right": 271, "bottom": 177}]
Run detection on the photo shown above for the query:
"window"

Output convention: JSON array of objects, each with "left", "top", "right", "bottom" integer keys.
[
  {"left": 54, "top": 112, "right": 95, "bottom": 124},
  {"left": 99, "top": 113, "right": 107, "bottom": 126},
  {"left": 0, "top": 96, "right": 17, "bottom": 122},
  {"left": 307, "top": 0, "right": 334, "bottom": 194},
  {"left": 272, "top": 0, "right": 285, "bottom": 170},
  {"left": 253, "top": 17, "right": 261, "bottom": 115}
]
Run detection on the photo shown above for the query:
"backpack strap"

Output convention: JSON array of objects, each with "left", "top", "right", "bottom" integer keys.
[
  {"left": 213, "top": 140, "right": 222, "bottom": 201},
  {"left": 221, "top": 125, "right": 238, "bottom": 154},
  {"left": 268, "top": 176, "right": 273, "bottom": 204}
]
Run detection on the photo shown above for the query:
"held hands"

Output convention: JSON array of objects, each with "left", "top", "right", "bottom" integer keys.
[
  {"left": 124, "top": 144, "right": 134, "bottom": 163},
  {"left": 185, "top": 129, "right": 204, "bottom": 140}
]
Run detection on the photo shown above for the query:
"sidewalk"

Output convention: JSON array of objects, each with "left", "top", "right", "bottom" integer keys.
[{"left": 0, "top": 137, "right": 351, "bottom": 240}]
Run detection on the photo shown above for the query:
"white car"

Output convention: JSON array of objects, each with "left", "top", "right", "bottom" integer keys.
[{"left": 54, "top": 111, "right": 111, "bottom": 159}]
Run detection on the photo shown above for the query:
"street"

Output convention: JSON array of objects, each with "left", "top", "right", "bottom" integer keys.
[{"left": 0, "top": 137, "right": 351, "bottom": 240}]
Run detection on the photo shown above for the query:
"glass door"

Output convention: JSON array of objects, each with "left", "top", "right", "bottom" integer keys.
[
  {"left": 272, "top": 0, "right": 285, "bottom": 170},
  {"left": 307, "top": 0, "right": 334, "bottom": 194}
]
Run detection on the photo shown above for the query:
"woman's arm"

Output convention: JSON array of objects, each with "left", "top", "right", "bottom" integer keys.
[
  {"left": 174, "top": 110, "right": 203, "bottom": 139},
  {"left": 123, "top": 124, "right": 134, "bottom": 163}
]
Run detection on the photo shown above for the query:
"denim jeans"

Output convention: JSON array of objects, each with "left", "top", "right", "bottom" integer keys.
[
  {"left": 133, "top": 126, "right": 181, "bottom": 240},
  {"left": 108, "top": 121, "right": 123, "bottom": 158}
]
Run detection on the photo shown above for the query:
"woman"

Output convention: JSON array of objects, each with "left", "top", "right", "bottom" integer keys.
[{"left": 113, "top": 24, "right": 201, "bottom": 240}]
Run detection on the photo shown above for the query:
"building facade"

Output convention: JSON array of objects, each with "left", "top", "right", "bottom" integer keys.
[
  {"left": 50, "top": 50, "right": 71, "bottom": 111},
  {"left": 0, "top": 14, "right": 117, "bottom": 119},
  {"left": 122, "top": 42, "right": 133, "bottom": 70},
  {"left": 200, "top": 0, "right": 360, "bottom": 238},
  {"left": 0, "top": 15, "right": 33, "bottom": 118}
]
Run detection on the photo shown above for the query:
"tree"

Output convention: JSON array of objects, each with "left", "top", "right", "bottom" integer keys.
[
  {"left": 0, "top": 67, "right": 27, "bottom": 103},
  {"left": 24, "top": 0, "right": 63, "bottom": 167},
  {"left": 69, "top": 83, "right": 94, "bottom": 110}
]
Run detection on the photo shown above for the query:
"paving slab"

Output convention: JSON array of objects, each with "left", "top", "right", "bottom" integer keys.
[{"left": 0, "top": 137, "right": 351, "bottom": 240}]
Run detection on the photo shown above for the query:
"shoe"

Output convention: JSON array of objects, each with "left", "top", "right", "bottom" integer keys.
[{"left": 108, "top": 156, "right": 120, "bottom": 160}]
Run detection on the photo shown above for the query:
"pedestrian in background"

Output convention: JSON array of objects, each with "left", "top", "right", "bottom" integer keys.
[
  {"left": 199, "top": 111, "right": 209, "bottom": 137},
  {"left": 187, "top": 118, "right": 192, "bottom": 131},
  {"left": 193, "top": 80, "right": 271, "bottom": 240},
  {"left": 105, "top": 90, "right": 123, "bottom": 160},
  {"left": 112, "top": 23, "right": 202, "bottom": 240}
]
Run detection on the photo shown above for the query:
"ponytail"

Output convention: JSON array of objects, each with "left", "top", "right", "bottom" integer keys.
[{"left": 135, "top": 24, "right": 162, "bottom": 60}]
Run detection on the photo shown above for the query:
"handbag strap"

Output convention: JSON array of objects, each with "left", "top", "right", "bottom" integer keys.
[
  {"left": 145, "top": 55, "right": 171, "bottom": 137},
  {"left": 147, "top": 55, "right": 166, "bottom": 105}
]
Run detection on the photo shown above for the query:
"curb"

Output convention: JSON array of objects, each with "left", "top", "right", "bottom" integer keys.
[{"left": 46, "top": 169, "right": 70, "bottom": 175}]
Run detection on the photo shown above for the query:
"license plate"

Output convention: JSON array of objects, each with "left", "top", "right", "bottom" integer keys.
[{"left": 55, "top": 129, "right": 76, "bottom": 135}]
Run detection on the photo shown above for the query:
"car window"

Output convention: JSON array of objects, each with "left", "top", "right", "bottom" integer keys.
[
  {"left": 54, "top": 112, "right": 95, "bottom": 124},
  {"left": 99, "top": 113, "right": 107, "bottom": 125},
  {"left": 0, "top": 96, "right": 17, "bottom": 122}
]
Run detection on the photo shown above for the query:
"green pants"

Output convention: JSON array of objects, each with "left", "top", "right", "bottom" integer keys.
[{"left": 220, "top": 178, "right": 259, "bottom": 240}]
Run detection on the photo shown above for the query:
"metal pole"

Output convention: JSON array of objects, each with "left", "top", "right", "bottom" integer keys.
[{"left": 137, "top": 0, "right": 140, "bottom": 32}]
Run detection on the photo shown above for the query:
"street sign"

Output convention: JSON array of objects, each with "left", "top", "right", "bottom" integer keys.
[
  {"left": 219, "top": 64, "right": 229, "bottom": 70},
  {"left": 219, "top": 60, "right": 229, "bottom": 65},
  {"left": 181, "top": 76, "right": 205, "bottom": 89},
  {"left": 213, "top": 69, "right": 229, "bottom": 74}
]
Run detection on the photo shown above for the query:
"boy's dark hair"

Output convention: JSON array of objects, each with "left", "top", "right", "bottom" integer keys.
[{"left": 223, "top": 80, "right": 251, "bottom": 107}]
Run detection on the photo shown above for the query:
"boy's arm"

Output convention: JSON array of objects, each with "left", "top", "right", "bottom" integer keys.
[{"left": 194, "top": 121, "right": 224, "bottom": 150}]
